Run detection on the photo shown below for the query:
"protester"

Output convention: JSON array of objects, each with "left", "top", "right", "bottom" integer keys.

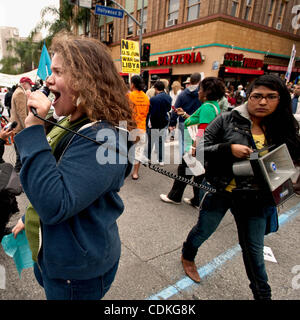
[
  {"left": 160, "top": 77, "right": 224, "bottom": 208},
  {"left": 10, "top": 77, "right": 34, "bottom": 172},
  {"left": 234, "top": 84, "right": 246, "bottom": 106},
  {"left": 169, "top": 81, "right": 182, "bottom": 107},
  {"left": 0, "top": 126, "right": 19, "bottom": 242},
  {"left": 292, "top": 83, "right": 300, "bottom": 125},
  {"left": 12, "top": 32, "right": 135, "bottom": 300},
  {"left": 128, "top": 75, "right": 150, "bottom": 180},
  {"left": 169, "top": 73, "right": 201, "bottom": 156},
  {"left": 183, "top": 77, "right": 191, "bottom": 88},
  {"left": 4, "top": 85, "right": 17, "bottom": 118},
  {"left": 181, "top": 74, "right": 300, "bottom": 300},
  {"left": 146, "top": 75, "right": 159, "bottom": 100},
  {"left": 147, "top": 81, "right": 172, "bottom": 165}
]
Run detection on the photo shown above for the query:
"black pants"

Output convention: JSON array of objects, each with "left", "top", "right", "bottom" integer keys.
[
  {"left": 0, "top": 191, "right": 19, "bottom": 242},
  {"left": 167, "top": 158, "right": 204, "bottom": 206}
]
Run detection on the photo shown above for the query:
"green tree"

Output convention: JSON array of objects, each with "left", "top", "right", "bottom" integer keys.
[
  {"left": 0, "top": 36, "right": 42, "bottom": 74},
  {"left": 0, "top": 56, "right": 19, "bottom": 74}
]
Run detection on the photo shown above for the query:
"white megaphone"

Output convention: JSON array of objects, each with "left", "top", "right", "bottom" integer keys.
[{"left": 232, "top": 144, "right": 298, "bottom": 206}]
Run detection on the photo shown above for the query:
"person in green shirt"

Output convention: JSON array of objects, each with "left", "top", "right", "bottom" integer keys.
[{"left": 160, "top": 77, "right": 225, "bottom": 208}]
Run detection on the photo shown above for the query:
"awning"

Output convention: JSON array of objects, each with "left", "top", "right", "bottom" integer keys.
[
  {"left": 224, "top": 67, "right": 264, "bottom": 75},
  {"left": 149, "top": 69, "right": 171, "bottom": 75}
]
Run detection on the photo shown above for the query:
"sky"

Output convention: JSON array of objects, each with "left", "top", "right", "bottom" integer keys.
[{"left": 0, "top": 0, "right": 60, "bottom": 38}]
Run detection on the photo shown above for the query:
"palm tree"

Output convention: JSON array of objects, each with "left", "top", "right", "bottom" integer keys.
[
  {"left": 0, "top": 56, "right": 19, "bottom": 74},
  {"left": 0, "top": 0, "right": 91, "bottom": 74},
  {"left": 0, "top": 36, "right": 41, "bottom": 74},
  {"left": 33, "top": 0, "right": 74, "bottom": 47}
]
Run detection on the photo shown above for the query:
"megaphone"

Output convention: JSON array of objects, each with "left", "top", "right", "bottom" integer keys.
[{"left": 232, "top": 144, "right": 298, "bottom": 206}]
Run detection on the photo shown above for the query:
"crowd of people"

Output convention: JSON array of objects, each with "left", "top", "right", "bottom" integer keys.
[{"left": 0, "top": 33, "right": 300, "bottom": 301}]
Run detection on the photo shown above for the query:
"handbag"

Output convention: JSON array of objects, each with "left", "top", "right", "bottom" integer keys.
[
  {"left": 187, "top": 102, "right": 220, "bottom": 142},
  {"left": 0, "top": 162, "right": 22, "bottom": 195}
]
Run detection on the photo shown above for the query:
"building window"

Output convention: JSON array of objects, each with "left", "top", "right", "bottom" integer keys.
[
  {"left": 187, "top": 0, "right": 201, "bottom": 21},
  {"left": 244, "top": 0, "right": 253, "bottom": 20},
  {"left": 265, "top": 0, "right": 275, "bottom": 26},
  {"left": 100, "top": 26, "right": 105, "bottom": 42},
  {"left": 127, "top": 16, "right": 133, "bottom": 36},
  {"left": 108, "top": 23, "right": 113, "bottom": 43},
  {"left": 275, "top": 1, "right": 286, "bottom": 30},
  {"left": 230, "top": 0, "right": 240, "bottom": 17},
  {"left": 168, "top": 0, "right": 180, "bottom": 21}
]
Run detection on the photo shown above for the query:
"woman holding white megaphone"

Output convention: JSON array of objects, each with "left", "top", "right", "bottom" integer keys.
[{"left": 181, "top": 74, "right": 300, "bottom": 300}]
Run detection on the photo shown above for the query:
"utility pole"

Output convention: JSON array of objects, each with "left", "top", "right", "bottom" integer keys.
[{"left": 106, "top": 0, "right": 145, "bottom": 64}]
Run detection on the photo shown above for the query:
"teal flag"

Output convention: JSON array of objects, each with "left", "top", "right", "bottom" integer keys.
[{"left": 37, "top": 43, "right": 52, "bottom": 81}]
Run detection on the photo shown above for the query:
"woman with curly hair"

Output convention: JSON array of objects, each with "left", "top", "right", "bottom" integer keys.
[{"left": 12, "top": 32, "right": 135, "bottom": 300}]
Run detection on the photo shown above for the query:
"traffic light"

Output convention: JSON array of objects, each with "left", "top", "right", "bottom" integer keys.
[
  {"left": 141, "top": 70, "right": 149, "bottom": 88},
  {"left": 142, "top": 43, "right": 151, "bottom": 62}
]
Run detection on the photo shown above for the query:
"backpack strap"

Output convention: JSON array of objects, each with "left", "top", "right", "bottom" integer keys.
[
  {"left": 53, "top": 118, "right": 91, "bottom": 162},
  {"left": 205, "top": 103, "right": 220, "bottom": 116}
]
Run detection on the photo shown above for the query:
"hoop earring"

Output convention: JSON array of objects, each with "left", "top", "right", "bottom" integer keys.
[{"left": 76, "top": 97, "right": 81, "bottom": 107}]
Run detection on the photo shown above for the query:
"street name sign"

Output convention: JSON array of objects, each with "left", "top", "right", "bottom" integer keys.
[{"left": 95, "top": 5, "right": 124, "bottom": 19}]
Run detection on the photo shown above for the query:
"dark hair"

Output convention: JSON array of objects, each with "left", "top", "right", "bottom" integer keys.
[
  {"left": 131, "top": 75, "right": 144, "bottom": 91},
  {"left": 190, "top": 72, "right": 201, "bottom": 85},
  {"left": 154, "top": 81, "right": 165, "bottom": 92},
  {"left": 247, "top": 74, "right": 300, "bottom": 160},
  {"left": 201, "top": 77, "right": 225, "bottom": 101}
]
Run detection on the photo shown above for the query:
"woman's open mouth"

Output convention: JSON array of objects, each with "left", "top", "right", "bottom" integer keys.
[{"left": 52, "top": 90, "right": 61, "bottom": 105}]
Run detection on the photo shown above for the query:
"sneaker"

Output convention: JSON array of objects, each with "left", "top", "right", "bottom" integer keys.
[
  {"left": 183, "top": 198, "right": 199, "bottom": 209},
  {"left": 158, "top": 162, "right": 164, "bottom": 166},
  {"left": 160, "top": 194, "right": 181, "bottom": 204}
]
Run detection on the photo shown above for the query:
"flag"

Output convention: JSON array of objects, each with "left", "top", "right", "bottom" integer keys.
[
  {"left": 285, "top": 44, "right": 296, "bottom": 83},
  {"left": 37, "top": 43, "right": 52, "bottom": 81}
]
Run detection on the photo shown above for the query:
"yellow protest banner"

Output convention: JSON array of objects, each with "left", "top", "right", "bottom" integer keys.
[{"left": 121, "top": 39, "right": 140, "bottom": 74}]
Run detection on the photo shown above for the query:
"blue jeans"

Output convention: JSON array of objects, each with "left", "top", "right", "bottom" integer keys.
[
  {"left": 182, "top": 189, "right": 272, "bottom": 300},
  {"left": 33, "top": 260, "right": 119, "bottom": 300}
]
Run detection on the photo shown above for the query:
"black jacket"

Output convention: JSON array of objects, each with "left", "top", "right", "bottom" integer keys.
[{"left": 203, "top": 104, "right": 274, "bottom": 191}]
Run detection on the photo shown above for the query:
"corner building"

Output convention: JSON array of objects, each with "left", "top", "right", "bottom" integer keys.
[{"left": 85, "top": 0, "right": 300, "bottom": 88}]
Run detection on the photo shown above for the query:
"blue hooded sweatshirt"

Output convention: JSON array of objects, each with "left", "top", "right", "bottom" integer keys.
[
  {"left": 169, "top": 86, "right": 201, "bottom": 127},
  {"left": 14, "top": 122, "right": 131, "bottom": 280}
]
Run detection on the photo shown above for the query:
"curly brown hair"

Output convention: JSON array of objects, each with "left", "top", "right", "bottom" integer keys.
[{"left": 50, "top": 31, "right": 136, "bottom": 131}]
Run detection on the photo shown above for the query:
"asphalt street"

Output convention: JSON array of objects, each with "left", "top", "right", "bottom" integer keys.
[{"left": 0, "top": 141, "right": 299, "bottom": 301}]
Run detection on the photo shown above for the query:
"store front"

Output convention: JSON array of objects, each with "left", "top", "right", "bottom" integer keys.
[
  {"left": 264, "top": 64, "right": 300, "bottom": 83},
  {"left": 218, "top": 52, "right": 264, "bottom": 89}
]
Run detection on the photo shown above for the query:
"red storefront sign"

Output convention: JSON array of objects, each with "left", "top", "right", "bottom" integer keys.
[
  {"left": 149, "top": 69, "right": 171, "bottom": 74},
  {"left": 224, "top": 67, "right": 264, "bottom": 75},
  {"left": 158, "top": 52, "right": 202, "bottom": 66},
  {"left": 224, "top": 53, "right": 263, "bottom": 69},
  {"left": 267, "top": 65, "right": 300, "bottom": 72}
]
